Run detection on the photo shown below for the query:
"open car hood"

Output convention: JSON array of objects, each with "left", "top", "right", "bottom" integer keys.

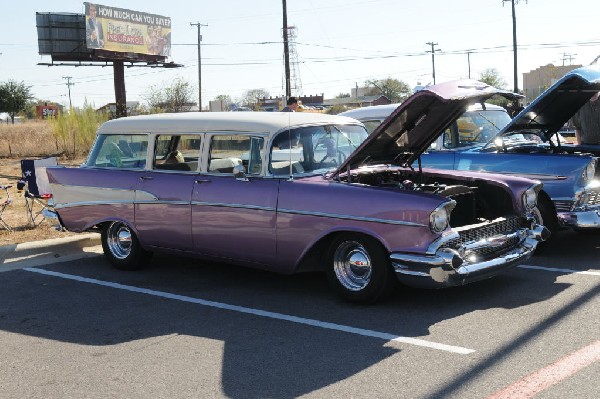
[
  {"left": 332, "top": 79, "right": 519, "bottom": 177},
  {"left": 499, "top": 65, "right": 600, "bottom": 139}
]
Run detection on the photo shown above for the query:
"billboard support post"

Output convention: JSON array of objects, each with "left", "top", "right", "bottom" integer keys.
[{"left": 113, "top": 60, "right": 127, "bottom": 118}]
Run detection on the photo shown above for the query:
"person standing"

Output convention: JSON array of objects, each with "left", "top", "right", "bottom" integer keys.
[
  {"left": 281, "top": 97, "right": 298, "bottom": 112},
  {"left": 573, "top": 92, "right": 600, "bottom": 145}
]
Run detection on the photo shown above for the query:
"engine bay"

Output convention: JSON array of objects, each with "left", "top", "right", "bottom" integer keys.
[{"left": 342, "top": 169, "right": 515, "bottom": 228}]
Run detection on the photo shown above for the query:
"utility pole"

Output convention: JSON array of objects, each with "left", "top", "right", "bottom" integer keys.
[
  {"left": 426, "top": 42, "right": 440, "bottom": 84},
  {"left": 561, "top": 52, "right": 576, "bottom": 66},
  {"left": 190, "top": 22, "right": 208, "bottom": 112},
  {"left": 62, "top": 76, "right": 74, "bottom": 109},
  {"left": 467, "top": 51, "right": 472, "bottom": 79},
  {"left": 503, "top": 0, "right": 526, "bottom": 93},
  {"left": 282, "top": 0, "right": 291, "bottom": 98}
]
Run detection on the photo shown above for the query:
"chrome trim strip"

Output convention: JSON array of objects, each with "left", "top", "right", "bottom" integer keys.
[
  {"left": 278, "top": 208, "right": 426, "bottom": 227},
  {"left": 191, "top": 201, "right": 275, "bottom": 212},
  {"left": 55, "top": 199, "right": 191, "bottom": 210}
]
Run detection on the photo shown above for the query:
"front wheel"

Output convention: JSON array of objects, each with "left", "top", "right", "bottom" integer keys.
[
  {"left": 326, "top": 233, "right": 396, "bottom": 303},
  {"left": 101, "top": 221, "right": 152, "bottom": 271},
  {"left": 533, "top": 196, "right": 559, "bottom": 238}
]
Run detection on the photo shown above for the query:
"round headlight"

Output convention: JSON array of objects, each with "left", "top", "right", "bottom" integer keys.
[
  {"left": 582, "top": 160, "right": 596, "bottom": 185},
  {"left": 522, "top": 187, "right": 538, "bottom": 211},
  {"left": 429, "top": 202, "right": 454, "bottom": 233}
]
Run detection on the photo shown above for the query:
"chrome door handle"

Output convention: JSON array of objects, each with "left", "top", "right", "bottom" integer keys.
[
  {"left": 140, "top": 176, "right": 154, "bottom": 181},
  {"left": 195, "top": 179, "right": 211, "bottom": 184}
]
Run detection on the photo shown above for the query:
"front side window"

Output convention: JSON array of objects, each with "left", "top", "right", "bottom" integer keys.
[
  {"left": 153, "top": 134, "right": 201, "bottom": 171},
  {"left": 270, "top": 124, "right": 368, "bottom": 176},
  {"left": 208, "top": 134, "right": 265, "bottom": 175},
  {"left": 86, "top": 134, "right": 148, "bottom": 169}
]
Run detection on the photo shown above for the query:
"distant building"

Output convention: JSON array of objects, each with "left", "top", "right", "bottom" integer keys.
[
  {"left": 97, "top": 101, "right": 142, "bottom": 118},
  {"left": 523, "top": 64, "right": 582, "bottom": 104}
]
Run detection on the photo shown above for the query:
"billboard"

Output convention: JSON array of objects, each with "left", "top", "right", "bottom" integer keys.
[{"left": 84, "top": 2, "right": 171, "bottom": 57}]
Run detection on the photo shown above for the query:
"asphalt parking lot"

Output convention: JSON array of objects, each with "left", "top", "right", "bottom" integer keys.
[{"left": 0, "top": 230, "right": 598, "bottom": 399}]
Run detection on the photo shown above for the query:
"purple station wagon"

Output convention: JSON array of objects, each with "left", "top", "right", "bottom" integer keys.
[{"left": 46, "top": 82, "right": 548, "bottom": 303}]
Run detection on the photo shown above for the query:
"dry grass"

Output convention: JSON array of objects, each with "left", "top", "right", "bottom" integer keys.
[{"left": 0, "top": 121, "right": 61, "bottom": 158}]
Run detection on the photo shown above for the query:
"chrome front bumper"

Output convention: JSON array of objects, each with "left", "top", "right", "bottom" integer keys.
[
  {"left": 390, "top": 225, "right": 549, "bottom": 288},
  {"left": 557, "top": 209, "right": 600, "bottom": 229}
]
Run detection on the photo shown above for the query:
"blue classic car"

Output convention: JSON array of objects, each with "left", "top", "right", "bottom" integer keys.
[
  {"left": 341, "top": 66, "right": 600, "bottom": 237},
  {"left": 45, "top": 82, "right": 547, "bottom": 303}
]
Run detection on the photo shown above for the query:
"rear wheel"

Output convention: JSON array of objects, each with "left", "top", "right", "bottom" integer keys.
[
  {"left": 101, "top": 221, "right": 152, "bottom": 270},
  {"left": 326, "top": 233, "right": 396, "bottom": 303}
]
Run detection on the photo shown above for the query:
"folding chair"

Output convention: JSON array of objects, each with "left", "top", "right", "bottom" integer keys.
[
  {"left": 0, "top": 184, "right": 12, "bottom": 231},
  {"left": 17, "top": 157, "right": 57, "bottom": 227}
]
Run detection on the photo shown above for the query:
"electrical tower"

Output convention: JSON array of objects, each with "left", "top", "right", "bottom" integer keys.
[{"left": 283, "top": 26, "right": 302, "bottom": 96}]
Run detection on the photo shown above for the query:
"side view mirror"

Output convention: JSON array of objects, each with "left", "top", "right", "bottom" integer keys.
[{"left": 233, "top": 164, "right": 249, "bottom": 181}]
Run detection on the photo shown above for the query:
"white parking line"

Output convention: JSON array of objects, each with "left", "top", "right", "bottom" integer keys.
[
  {"left": 518, "top": 265, "right": 600, "bottom": 276},
  {"left": 24, "top": 267, "right": 475, "bottom": 355}
]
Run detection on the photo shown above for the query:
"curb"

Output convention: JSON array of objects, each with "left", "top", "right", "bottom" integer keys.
[{"left": 0, "top": 232, "right": 102, "bottom": 271}]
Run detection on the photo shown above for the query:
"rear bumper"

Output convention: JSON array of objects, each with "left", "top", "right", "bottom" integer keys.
[{"left": 390, "top": 225, "right": 548, "bottom": 289}]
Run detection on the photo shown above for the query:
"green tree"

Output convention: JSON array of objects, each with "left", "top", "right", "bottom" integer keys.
[
  {"left": 365, "top": 78, "right": 412, "bottom": 103},
  {"left": 0, "top": 80, "right": 33, "bottom": 123},
  {"left": 336, "top": 92, "right": 350, "bottom": 98},
  {"left": 478, "top": 68, "right": 512, "bottom": 107},
  {"left": 144, "top": 78, "right": 196, "bottom": 113},
  {"left": 241, "top": 89, "right": 270, "bottom": 111},
  {"left": 478, "top": 68, "right": 507, "bottom": 89}
]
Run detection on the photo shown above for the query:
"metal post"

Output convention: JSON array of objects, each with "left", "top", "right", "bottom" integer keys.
[{"left": 191, "top": 22, "right": 208, "bottom": 112}]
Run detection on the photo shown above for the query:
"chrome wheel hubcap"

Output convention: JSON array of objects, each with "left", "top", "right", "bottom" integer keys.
[
  {"left": 107, "top": 222, "right": 132, "bottom": 260},
  {"left": 333, "top": 241, "right": 372, "bottom": 291}
]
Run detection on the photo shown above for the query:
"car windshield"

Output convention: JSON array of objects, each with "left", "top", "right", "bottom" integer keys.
[
  {"left": 447, "top": 109, "right": 512, "bottom": 148},
  {"left": 269, "top": 124, "right": 368, "bottom": 176}
]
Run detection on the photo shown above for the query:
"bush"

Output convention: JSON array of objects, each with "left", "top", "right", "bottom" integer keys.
[{"left": 50, "top": 103, "right": 108, "bottom": 158}]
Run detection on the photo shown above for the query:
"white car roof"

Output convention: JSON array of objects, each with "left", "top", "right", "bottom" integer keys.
[
  {"left": 339, "top": 102, "right": 506, "bottom": 121},
  {"left": 97, "top": 112, "right": 360, "bottom": 135}
]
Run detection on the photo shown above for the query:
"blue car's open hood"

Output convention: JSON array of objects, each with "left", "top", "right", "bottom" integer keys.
[
  {"left": 500, "top": 65, "right": 600, "bottom": 139},
  {"left": 332, "top": 79, "right": 519, "bottom": 176}
]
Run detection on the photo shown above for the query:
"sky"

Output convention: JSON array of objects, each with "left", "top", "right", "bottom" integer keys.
[{"left": 1, "top": 0, "right": 599, "bottom": 109}]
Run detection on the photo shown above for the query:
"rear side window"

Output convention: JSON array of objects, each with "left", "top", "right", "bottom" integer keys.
[
  {"left": 208, "top": 134, "right": 264, "bottom": 175},
  {"left": 86, "top": 134, "right": 148, "bottom": 169},
  {"left": 153, "top": 134, "right": 202, "bottom": 172}
]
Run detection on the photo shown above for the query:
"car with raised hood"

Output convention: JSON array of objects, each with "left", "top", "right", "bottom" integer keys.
[
  {"left": 340, "top": 65, "right": 600, "bottom": 237},
  {"left": 45, "top": 86, "right": 547, "bottom": 303}
]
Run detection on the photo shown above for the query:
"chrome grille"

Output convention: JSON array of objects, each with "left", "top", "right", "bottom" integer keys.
[
  {"left": 442, "top": 216, "right": 527, "bottom": 259},
  {"left": 553, "top": 200, "right": 573, "bottom": 212},
  {"left": 586, "top": 189, "right": 600, "bottom": 206}
]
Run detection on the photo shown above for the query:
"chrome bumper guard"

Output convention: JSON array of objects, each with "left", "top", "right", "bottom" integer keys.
[
  {"left": 557, "top": 208, "right": 600, "bottom": 229},
  {"left": 390, "top": 225, "right": 549, "bottom": 288}
]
